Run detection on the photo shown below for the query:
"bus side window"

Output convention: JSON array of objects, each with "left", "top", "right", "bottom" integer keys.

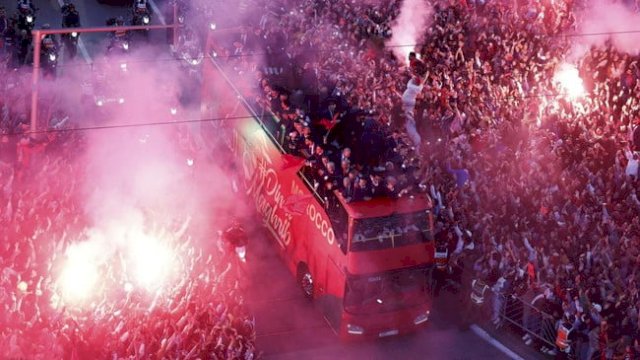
[
  {"left": 325, "top": 194, "right": 348, "bottom": 254},
  {"left": 253, "top": 105, "right": 281, "bottom": 142},
  {"left": 297, "top": 170, "right": 348, "bottom": 254},
  {"left": 338, "top": 239, "right": 347, "bottom": 254}
]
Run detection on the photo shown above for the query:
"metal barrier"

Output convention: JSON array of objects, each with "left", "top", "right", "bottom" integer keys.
[
  {"left": 499, "top": 293, "right": 556, "bottom": 349},
  {"left": 469, "top": 285, "right": 604, "bottom": 360},
  {"left": 443, "top": 257, "right": 610, "bottom": 360}
]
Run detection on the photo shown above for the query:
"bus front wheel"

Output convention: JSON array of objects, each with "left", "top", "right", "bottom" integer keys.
[{"left": 297, "top": 264, "right": 314, "bottom": 300}]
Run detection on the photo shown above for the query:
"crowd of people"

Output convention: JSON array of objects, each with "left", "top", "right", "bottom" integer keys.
[
  {"left": 217, "top": 0, "right": 436, "bottom": 205},
  {"left": 0, "top": 126, "right": 257, "bottom": 359},
  {"left": 0, "top": 48, "right": 257, "bottom": 360},
  {"left": 4, "top": 0, "right": 640, "bottom": 357},
  {"left": 216, "top": 0, "right": 640, "bottom": 358}
]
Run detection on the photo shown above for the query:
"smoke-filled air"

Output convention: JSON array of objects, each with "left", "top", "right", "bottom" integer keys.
[
  {"left": 569, "top": 0, "right": 640, "bottom": 59},
  {"left": 387, "top": 0, "right": 433, "bottom": 62},
  {"left": 1, "top": 0, "right": 260, "bottom": 357},
  {"left": 3, "top": 0, "right": 640, "bottom": 358}
]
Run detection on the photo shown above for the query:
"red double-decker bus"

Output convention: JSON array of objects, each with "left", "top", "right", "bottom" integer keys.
[{"left": 201, "top": 32, "right": 435, "bottom": 339}]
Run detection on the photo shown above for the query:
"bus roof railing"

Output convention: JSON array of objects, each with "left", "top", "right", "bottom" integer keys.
[
  {"left": 335, "top": 191, "right": 432, "bottom": 219},
  {"left": 206, "top": 41, "right": 335, "bottom": 209},
  {"left": 206, "top": 55, "right": 289, "bottom": 154},
  {"left": 207, "top": 37, "right": 433, "bottom": 220}
]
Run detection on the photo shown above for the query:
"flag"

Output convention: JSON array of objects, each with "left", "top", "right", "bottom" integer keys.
[
  {"left": 280, "top": 153, "right": 305, "bottom": 171},
  {"left": 319, "top": 118, "right": 336, "bottom": 130},
  {"left": 283, "top": 194, "right": 312, "bottom": 215},
  {"left": 527, "top": 262, "right": 536, "bottom": 283}
]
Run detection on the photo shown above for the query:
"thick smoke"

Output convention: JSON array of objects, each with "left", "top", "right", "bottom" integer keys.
[
  {"left": 386, "top": 0, "right": 433, "bottom": 63},
  {"left": 50, "top": 42, "right": 248, "bottom": 302},
  {"left": 570, "top": 0, "right": 640, "bottom": 59},
  {"left": 79, "top": 50, "right": 184, "bottom": 222},
  {"left": 0, "top": 1, "right": 271, "bottom": 356}
]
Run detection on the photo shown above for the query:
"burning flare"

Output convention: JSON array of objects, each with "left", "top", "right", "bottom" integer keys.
[
  {"left": 128, "top": 231, "right": 177, "bottom": 291},
  {"left": 553, "top": 63, "right": 585, "bottom": 99},
  {"left": 58, "top": 242, "right": 101, "bottom": 304}
]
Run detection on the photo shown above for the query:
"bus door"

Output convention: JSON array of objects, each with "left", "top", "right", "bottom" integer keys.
[{"left": 322, "top": 255, "right": 344, "bottom": 332}]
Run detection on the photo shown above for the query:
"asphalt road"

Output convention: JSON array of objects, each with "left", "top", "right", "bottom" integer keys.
[
  {"left": 1, "top": 0, "right": 177, "bottom": 71},
  {"left": 244, "top": 226, "right": 513, "bottom": 360}
]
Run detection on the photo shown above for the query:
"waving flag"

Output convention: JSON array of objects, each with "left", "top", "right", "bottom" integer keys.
[
  {"left": 284, "top": 194, "right": 312, "bottom": 215},
  {"left": 280, "top": 153, "right": 305, "bottom": 171}
]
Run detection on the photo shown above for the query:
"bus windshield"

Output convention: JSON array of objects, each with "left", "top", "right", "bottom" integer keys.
[
  {"left": 350, "top": 211, "right": 432, "bottom": 252},
  {"left": 344, "top": 265, "right": 429, "bottom": 314}
]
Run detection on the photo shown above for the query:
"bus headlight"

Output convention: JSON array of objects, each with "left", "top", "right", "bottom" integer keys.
[
  {"left": 414, "top": 311, "right": 430, "bottom": 325},
  {"left": 347, "top": 324, "right": 364, "bottom": 335},
  {"left": 71, "top": 32, "right": 78, "bottom": 38}
]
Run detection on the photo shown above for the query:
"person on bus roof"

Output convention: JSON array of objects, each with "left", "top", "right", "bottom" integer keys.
[{"left": 352, "top": 177, "right": 371, "bottom": 202}]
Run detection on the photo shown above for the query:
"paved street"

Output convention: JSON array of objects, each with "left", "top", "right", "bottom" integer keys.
[
  {"left": 245, "top": 226, "right": 514, "bottom": 360},
  {"left": 1, "top": 0, "right": 176, "bottom": 69}
]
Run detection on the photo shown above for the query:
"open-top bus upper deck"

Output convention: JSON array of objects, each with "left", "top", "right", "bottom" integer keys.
[{"left": 201, "top": 30, "right": 435, "bottom": 338}]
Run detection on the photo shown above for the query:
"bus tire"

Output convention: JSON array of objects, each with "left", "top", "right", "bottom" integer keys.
[{"left": 297, "top": 263, "right": 314, "bottom": 300}]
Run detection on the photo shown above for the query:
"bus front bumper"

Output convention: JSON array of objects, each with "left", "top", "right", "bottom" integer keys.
[{"left": 341, "top": 306, "right": 431, "bottom": 339}]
